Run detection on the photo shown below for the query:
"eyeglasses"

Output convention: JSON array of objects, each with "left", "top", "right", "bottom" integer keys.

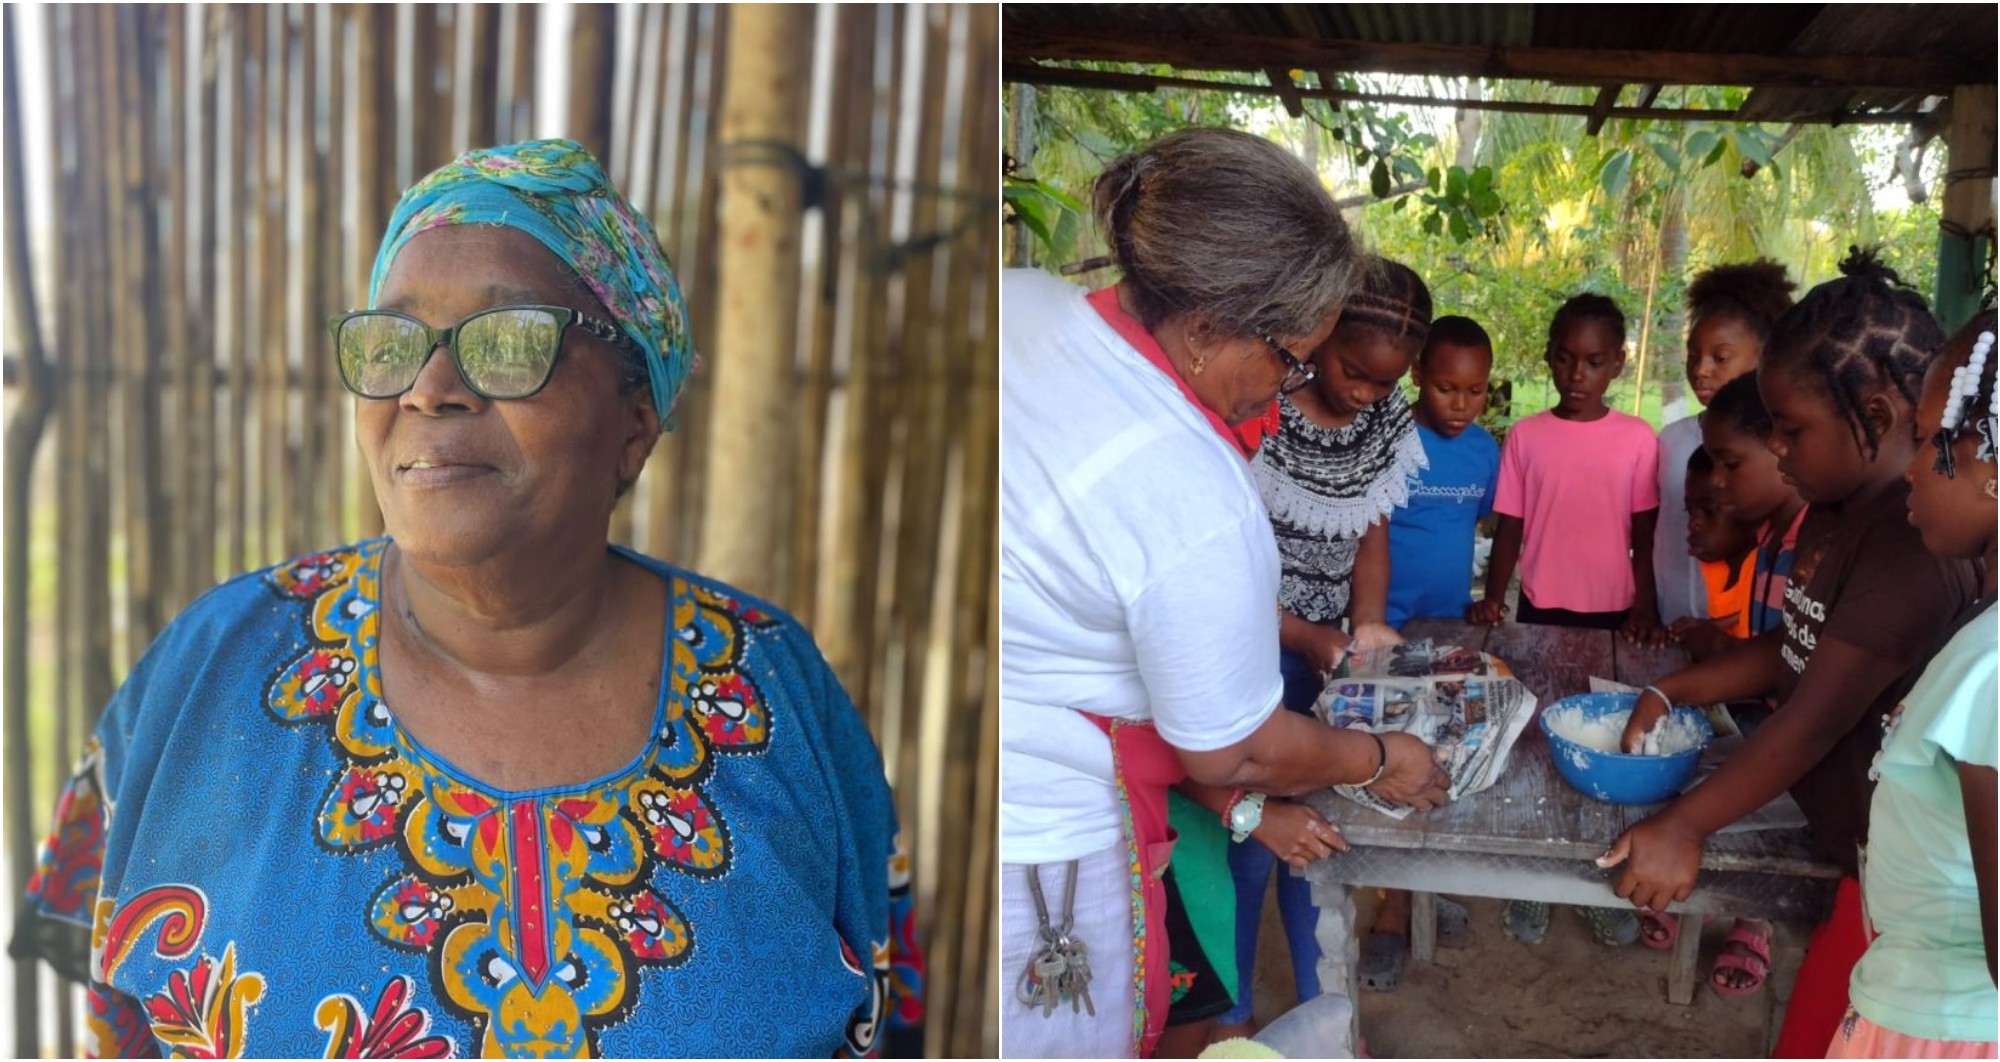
[
  {"left": 1262, "top": 335, "right": 1318, "bottom": 395},
  {"left": 328, "top": 304, "right": 624, "bottom": 401}
]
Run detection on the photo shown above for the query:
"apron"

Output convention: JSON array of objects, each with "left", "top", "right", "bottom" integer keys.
[{"left": 1080, "top": 712, "right": 1186, "bottom": 1059}]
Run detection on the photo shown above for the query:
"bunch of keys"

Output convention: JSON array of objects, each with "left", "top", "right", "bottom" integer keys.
[{"left": 1015, "top": 861, "right": 1095, "bottom": 1017}]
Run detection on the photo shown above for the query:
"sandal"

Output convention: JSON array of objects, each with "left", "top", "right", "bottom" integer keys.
[
  {"left": 1358, "top": 931, "right": 1409, "bottom": 993},
  {"left": 1436, "top": 897, "right": 1471, "bottom": 950},
  {"left": 1502, "top": 900, "right": 1549, "bottom": 945},
  {"left": 1709, "top": 920, "right": 1773, "bottom": 999},
  {"left": 1578, "top": 905, "right": 1640, "bottom": 947},
  {"left": 1639, "top": 910, "right": 1679, "bottom": 951}
]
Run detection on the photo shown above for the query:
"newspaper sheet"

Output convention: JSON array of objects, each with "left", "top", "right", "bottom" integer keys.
[{"left": 1311, "top": 639, "right": 1540, "bottom": 819}]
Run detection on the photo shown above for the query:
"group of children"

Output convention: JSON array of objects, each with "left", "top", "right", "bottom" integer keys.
[{"left": 1170, "top": 249, "right": 1997, "bottom": 1059}]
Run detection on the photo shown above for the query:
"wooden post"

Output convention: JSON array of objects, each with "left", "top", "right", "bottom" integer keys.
[
  {"left": 698, "top": 3, "right": 812, "bottom": 597},
  {"left": 1935, "top": 84, "right": 1995, "bottom": 333}
]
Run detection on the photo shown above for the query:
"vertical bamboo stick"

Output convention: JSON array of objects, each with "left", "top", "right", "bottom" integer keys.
[
  {"left": 821, "top": 5, "right": 904, "bottom": 724},
  {"left": 568, "top": 5, "right": 616, "bottom": 161},
  {"left": 187, "top": 6, "right": 220, "bottom": 598},
  {"left": 116, "top": 6, "right": 165, "bottom": 659},
  {"left": 222, "top": 6, "right": 250, "bottom": 576},
  {"left": 464, "top": 3, "right": 499, "bottom": 149},
  {"left": 80, "top": 6, "right": 115, "bottom": 726},
  {"left": 698, "top": 4, "right": 812, "bottom": 597},
  {"left": 6, "top": 8, "right": 56, "bottom": 1052},
  {"left": 257, "top": 6, "right": 289, "bottom": 568},
  {"left": 641, "top": 3, "right": 700, "bottom": 562}
]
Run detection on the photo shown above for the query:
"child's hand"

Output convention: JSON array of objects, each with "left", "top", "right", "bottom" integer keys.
[
  {"left": 1349, "top": 622, "right": 1403, "bottom": 654},
  {"left": 1598, "top": 814, "right": 1704, "bottom": 913},
  {"left": 1303, "top": 628, "right": 1352, "bottom": 676},
  {"left": 1249, "top": 800, "right": 1348, "bottom": 869},
  {"left": 1465, "top": 598, "right": 1509, "bottom": 627},
  {"left": 1674, "top": 622, "right": 1736, "bottom": 663},
  {"left": 1619, "top": 687, "right": 1672, "bottom": 753},
  {"left": 1619, "top": 613, "right": 1672, "bottom": 650}
]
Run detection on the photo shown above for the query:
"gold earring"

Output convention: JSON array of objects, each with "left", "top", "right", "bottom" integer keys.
[
  {"left": 1191, "top": 354, "right": 1209, "bottom": 376},
  {"left": 1985, "top": 480, "right": 1997, "bottom": 499}
]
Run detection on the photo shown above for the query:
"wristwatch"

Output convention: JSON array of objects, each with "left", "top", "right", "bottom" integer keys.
[{"left": 1224, "top": 791, "right": 1267, "bottom": 843}]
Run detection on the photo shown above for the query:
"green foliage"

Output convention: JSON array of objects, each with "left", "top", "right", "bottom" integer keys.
[{"left": 1008, "top": 75, "right": 1944, "bottom": 431}]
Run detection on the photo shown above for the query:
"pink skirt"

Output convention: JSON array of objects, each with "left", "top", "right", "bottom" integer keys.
[{"left": 1826, "top": 1009, "right": 1998, "bottom": 1059}]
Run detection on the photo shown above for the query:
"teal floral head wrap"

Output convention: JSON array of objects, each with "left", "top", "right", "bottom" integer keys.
[{"left": 368, "top": 138, "right": 697, "bottom": 428}]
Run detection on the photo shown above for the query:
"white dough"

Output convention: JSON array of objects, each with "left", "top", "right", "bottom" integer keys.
[{"left": 1546, "top": 705, "right": 1704, "bottom": 757}]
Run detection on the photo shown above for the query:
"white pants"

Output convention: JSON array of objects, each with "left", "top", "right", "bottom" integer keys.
[{"left": 1000, "top": 843, "right": 1136, "bottom": 1058}]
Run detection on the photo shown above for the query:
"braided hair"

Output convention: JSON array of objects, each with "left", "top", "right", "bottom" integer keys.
[
  {"left": 1687, "top": 259, "right": 1796, "bottom": 342},
  {"left": 1760, "top": 247, "right": 1943, "bottom": 460},
  {"left": 1928, "top": 305, "right": 1999, "bottom": 478},
  {"left": 1545, "top": 294, "right": 1626, "bottom": 358},
  {"left": 1705, "top": 373, "right": 1774, "bottom": 440},
  {"left": 1334, "top": 257, "right": 1433, "bottom": 354}
]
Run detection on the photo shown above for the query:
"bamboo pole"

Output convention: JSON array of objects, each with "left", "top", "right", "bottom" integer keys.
[
  {"left": 669, "top": 4, "right": 729, "bottom": 561},
  {"left": 700, "top": 4, "right": 813, "bottom": 598},
  {"left": 464, "top": 3, "right": 500, "bottom": 150},
  {"left": 568, "top": 5, "right": 616, "bottom": 161},
  {"left": 6, "top": 9, "right": 56, "bottom": 1052},
  {"left": 222, "top": 6, "right": 251, "bottom": 575},
  {"left": 822, "top": 5, "right": 905, "bottom": 722},
  {"left": 118, "top": 6, "right": 165, "bottom": 658},
  {"left": 162, "top": 7, "right": 193, "bottom": 613},
  {"left": 187, "top": 6, "right": 221, "bottom": 599},
  {"left": 641, "top": 2, "right": 699, "bottom": 562},
  {"left": 80, "top": 6, "right": 115, "bottom": 727}
]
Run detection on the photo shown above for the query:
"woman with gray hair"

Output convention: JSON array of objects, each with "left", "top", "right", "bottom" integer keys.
[{"left": 999, "top": 127, "right": 1450, "bottom": 1057}]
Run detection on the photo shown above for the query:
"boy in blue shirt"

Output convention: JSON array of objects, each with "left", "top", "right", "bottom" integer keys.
[
  {"left": 1386, "top": 316, "right": 1502, "bottom": 628},
  {"left": 1362, "top": 317, "right": 1501, "bottom": 992}
]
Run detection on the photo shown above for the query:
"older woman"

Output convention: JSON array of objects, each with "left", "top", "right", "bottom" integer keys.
[
  {"left": 1000, "top": 128, "right": 1450, "bottom": 1058},
  {"left": 17, "top": 140, "right": 916, "bottom": 1058}
]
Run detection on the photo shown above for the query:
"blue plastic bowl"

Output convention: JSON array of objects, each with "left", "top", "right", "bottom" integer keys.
[{"left": 1539, "top": 692, "right": 1713, "bottom": 806}]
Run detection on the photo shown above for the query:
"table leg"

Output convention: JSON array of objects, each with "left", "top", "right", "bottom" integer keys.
[
  {"left": 1410, "top": 890, "right": 1437, "bottom": 963},
  {"left": 1667, "top": 912, "right": 1706, "bottom": 1005},
  {"left": 1308, "top": 875, "right": 1360, "bottom": 1056}
]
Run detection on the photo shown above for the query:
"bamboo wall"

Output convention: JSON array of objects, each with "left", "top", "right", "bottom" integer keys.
[{"left": 0, "top": 4, "right": 998, "bottom": 1057}]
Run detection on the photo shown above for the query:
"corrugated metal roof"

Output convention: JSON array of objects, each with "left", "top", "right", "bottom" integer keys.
[{"left": 1003, "top": 3, "right": 1994, "bottom": 122}]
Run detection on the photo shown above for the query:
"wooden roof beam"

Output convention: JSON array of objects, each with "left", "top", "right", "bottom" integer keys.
[
  {"left": 1267, "top": 67, "right": 1304, "bottom": 118},
  {"left": 1002, "top": 62, "right": 1933, "bottom": 126},
  {"left": 1585, "top": 85, "right": 1621, "bottom": 136},
  {"left": 1002, "top": 27, "right": 1984, "bottom": 91}
]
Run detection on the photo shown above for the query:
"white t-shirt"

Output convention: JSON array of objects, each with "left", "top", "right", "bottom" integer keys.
[
  {"left": 1652, "top": 414, "right": 1709, "bottom": 624},
  {"left": 999, "top": 269, "right": 1284, "bottom": 865}
]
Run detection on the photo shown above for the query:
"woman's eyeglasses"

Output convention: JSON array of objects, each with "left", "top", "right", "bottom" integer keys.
[
  {"left": 1262, "top": 335, "right": 1318, "bottom": 395},
  {"left": 328, "top": 304, "right": 624, "bottom": 401}
]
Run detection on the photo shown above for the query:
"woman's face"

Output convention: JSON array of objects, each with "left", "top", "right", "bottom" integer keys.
[
  {"left": 1310, "top": 325, "right": 1416, "bottom": 419},
  {"left": 358, "top": 226, "right": 657, "bottom": 567},
  {"left": 1194, "top": 313, "right": 1338, "bottom": 425},
  {"left": 1699, "top": 413, "right": 1795, "bottom": 527},
  {"left": 1904, "top": 359, "right": 1996, "bottom": 559},
  {"left": 1685, "top": 313, "right": 1763, "bottom": 407}
]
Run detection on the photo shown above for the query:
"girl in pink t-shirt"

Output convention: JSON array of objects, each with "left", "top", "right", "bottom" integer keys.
[
  {"left": 1470, "top": 294, "right": 1665, "bottom": 641},
  {"left": 1468, "top": 293, "right": 1664, "bottom": 949}
]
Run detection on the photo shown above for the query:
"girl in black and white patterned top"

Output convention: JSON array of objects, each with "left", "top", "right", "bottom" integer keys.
[{"left": 1252, "top": 256, "right": 1433, "bottom": 703}]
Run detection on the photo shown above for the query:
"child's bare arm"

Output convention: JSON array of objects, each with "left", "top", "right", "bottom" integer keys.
[
  {"left": 1349, "top": 520, "right": 1397, "bottom": 647},
  {"left": 1604, "top": 634, "right": 1916, "bottom": 910},
  {"left": 1960, "top": 761, "right": 1998, "bottom": 983},
  {"left": 1469, "top": 515, "right": 1522, "bottom": 624},
  {"left": 1620, "top": 508, "right": 1669, "bottom": 647},
  {"left": 1280, "top": 609, "right": 1350, "bottom": 675}
]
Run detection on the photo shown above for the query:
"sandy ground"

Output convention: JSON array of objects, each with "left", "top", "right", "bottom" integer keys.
[{"left": 1235, "top": 883, "right": 1808, "bottom": 1059}]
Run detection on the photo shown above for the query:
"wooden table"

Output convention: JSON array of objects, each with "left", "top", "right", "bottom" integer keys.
[{"left": 1299, "top": 619, "right": 1842, "bottom": 1008}]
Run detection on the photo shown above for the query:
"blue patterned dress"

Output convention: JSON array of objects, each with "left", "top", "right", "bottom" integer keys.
[{"left": 16, "top": 539, "right": 922, "bottom": 1058}]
